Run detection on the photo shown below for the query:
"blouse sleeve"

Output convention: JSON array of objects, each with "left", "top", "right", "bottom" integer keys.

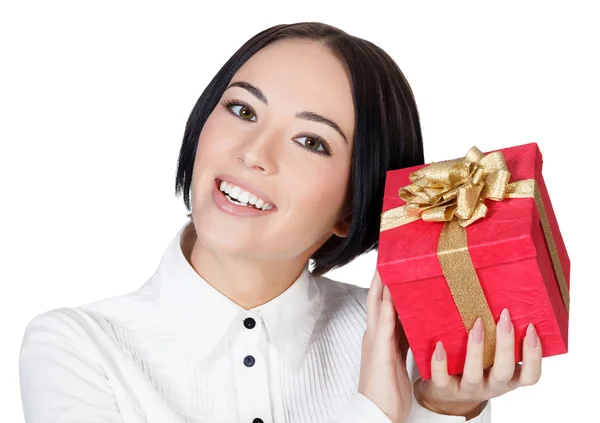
[
  {"left": 326, "top": 391, "right": 394, "bottom": 422},
  {"left": 19, "top": 310, "right": 124, "bottom": 423}
]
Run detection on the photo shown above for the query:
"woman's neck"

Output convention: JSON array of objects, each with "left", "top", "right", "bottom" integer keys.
[{"left": 181, "top": 221, "right": 309, "bottom": 310}]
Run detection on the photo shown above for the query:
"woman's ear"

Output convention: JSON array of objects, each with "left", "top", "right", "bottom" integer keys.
[{"left": 332, "top": 209, "right": 352, "bottom": 238}]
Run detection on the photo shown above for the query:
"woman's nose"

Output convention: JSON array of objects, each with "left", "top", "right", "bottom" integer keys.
[{"left": 237, "top": 129, "right": 281, "bottom": 174}]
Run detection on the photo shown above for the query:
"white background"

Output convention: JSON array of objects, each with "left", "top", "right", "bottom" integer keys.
[{"left": 1, "top": 1, "right": 598, "bottom": 421}]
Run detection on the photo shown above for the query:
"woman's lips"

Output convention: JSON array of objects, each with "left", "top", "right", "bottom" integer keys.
[
  {"left": 212, "top": 180, "right": 277, "bottom": 217},
  {"left": 214, "top": 174, "right": 276, "bottom": 207}
]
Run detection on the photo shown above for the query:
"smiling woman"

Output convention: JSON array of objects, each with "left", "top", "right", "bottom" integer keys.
[
  {"left": 186, "top": 38, "right": 361, "bottom": 286},
  {"left": 18, "top": 22, "right": 494, "bottom": 423}
]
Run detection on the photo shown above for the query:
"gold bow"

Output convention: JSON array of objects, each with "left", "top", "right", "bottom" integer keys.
[{"left": 380, "top": 146, "right": 569, "bottom": 369}]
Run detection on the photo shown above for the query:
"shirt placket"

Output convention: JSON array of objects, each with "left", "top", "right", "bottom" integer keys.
[{"left": 231, "top": 311, "right": 273, "bottom": 423}]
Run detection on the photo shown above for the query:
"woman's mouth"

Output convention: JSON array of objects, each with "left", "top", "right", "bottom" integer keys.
[{"left": 214, "top": 178, "right": 276, "bottom": 212}]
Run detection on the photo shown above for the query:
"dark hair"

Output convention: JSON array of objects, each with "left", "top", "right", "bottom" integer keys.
[{"left": 175, "top": 22, "right": 424, "bottom": 277}]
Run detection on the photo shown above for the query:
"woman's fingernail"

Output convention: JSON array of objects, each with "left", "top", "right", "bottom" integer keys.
[
  {"left": 472, "top": 318, "right": 484, "bottom": 344},
  {"left": 434, "top": 341, "right": 445, "bottom": 361},
  {"left": 526, "top": 323, "right": 539, "bottom": 349},
  {"left": 499, "top": 308, "right": 512, "bottom": 336}
]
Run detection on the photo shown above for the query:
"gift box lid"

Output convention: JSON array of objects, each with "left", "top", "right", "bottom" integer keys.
[{"left": 377, "top": 142, "right": 570, "bottom": 286}]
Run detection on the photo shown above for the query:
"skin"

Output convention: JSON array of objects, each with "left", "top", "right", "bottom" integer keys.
[
  {"left": 185, "top": 38, "right": 543, "bottom": 421},
  {"left": 188, "top": 39, "right": 355, "bottom": 311},
  {"left": 363, "top": 270, "right": 544, "bottom": 421}
]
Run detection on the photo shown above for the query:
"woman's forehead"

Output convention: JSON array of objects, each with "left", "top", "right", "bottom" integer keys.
[{"left": 230, "top": 40, "right": 355, "bottom": 140}]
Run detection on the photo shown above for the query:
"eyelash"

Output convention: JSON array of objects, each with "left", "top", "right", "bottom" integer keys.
[{"left": 220, "top": 98, "right": 333, "bottom": 156}]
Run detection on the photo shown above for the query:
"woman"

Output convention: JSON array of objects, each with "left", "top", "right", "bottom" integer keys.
[{"left": 19, "top": 22, "right": 542, "bottom": 423}]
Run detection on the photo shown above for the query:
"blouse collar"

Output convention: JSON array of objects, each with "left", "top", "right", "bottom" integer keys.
[{"left": 151, "top": 220, "right": 323, "bottom": 371}]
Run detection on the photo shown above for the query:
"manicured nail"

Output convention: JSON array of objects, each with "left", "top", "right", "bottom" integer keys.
[
  {"left": 526, "top": 323, "right": 539, "bottom": 349},
  {"left": 472, "top": 317, "right": 483, "bottom": 344},
  {"left": 434, "top": 341, "right": 445, "bottom": 361},
  {"left": 499, "top": 308, "right": 512, "bottom": 335}
]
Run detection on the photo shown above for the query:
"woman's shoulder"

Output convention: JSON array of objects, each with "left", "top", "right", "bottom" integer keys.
[
  {"left": 20, "top": 279, "right": 158, "bottom": 352},
  {"left": 313, "top": 274, "right": 369, "bottom": 314},
  {"left": 308, "top": 275, "right": 369, "bottom": 350}
]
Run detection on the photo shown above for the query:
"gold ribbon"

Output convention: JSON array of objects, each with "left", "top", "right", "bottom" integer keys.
[{"left": 380, "top": 146, "right": 569, "bottom": 368}]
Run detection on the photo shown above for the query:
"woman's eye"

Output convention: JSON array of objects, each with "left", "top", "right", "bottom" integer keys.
[
  {"left": 223, "top": 100, "right": 257, "bottom": 122},
  {"left": 294, "top": 135, "right": 331, "bottom": 156}
]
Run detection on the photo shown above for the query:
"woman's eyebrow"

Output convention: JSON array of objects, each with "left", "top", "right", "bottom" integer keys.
[
  {"left": 227, "top": 81, "right": 268, "bottom": 105},
  {"left": 225, "top": 81, "right": 349, "bottom": 144}
]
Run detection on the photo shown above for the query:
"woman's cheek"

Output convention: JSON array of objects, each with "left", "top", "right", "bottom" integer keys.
[
  {"left": 309, "top": 185, "right": 346, "bottom": 218},
  {"left": 198, "top": 112, "right": 234, "bottom": 151}
]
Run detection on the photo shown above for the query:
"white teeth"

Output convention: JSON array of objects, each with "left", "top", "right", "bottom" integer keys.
[
  {"left": 229, "top": 186, "right": 241, "bottom": 200},
  {"left": 238, "top": 191, "right": 250, "bottom": 204},
  {"left": 218, "top": 179, "right": 273, "bottom": 210},
  {"left": 225, "top": 195, "right": 247, "bottom": 206}
]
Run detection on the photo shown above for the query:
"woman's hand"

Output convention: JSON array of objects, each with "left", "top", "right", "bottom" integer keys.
[
  {"left": 416, "top": 309, "right": 543, "bottom": 418},
  {"left": 358, "top": 270, "right": 412, "bottom": 423}
]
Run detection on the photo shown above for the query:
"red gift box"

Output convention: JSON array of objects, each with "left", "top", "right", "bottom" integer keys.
[{"left": 376, "top": 142, "right": 570, "bottom": 380}]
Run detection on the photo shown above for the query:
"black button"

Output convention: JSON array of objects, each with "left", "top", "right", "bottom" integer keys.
[
  {"left": 253, "top": 419, "right": 264, "bottom": 423},
  {"left": 243, "top": 355, "right": 255, "bottom": 367},
  {"left": 244, "top": 317, "right": 256, "bottom": 329}
]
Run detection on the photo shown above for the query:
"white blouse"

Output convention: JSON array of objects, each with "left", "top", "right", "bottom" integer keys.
[{"left": 19, "top": 220, "right": 491, "bottom": 423}]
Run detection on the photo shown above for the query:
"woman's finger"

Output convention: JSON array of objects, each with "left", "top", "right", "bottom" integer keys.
[
  {"left": 430, "top": 341, "right": 454, "bottom": 394},
  {"left": 372, "top": 285, "right": 397, "bottom": 364},
  {"left": 507, "top": 363, "right": 523, "bottom": 390},
  {"left": 390, "top": 292, "right": 413, "bottom": 404},
  {"left": 516, "top": 324, "right": 543, "bottom": 387},
  {"left": 488, "top": 308, "right": 516, "bottom": 392},
  {"left": 460, "top": 317, "right": 485, "bottom": 394},
  {"left": 394, "top": 316, "right": 408, "bottom": 364},
  {"left": 395, "top": 312, "right": 409, "bottom": 362},
  {"left": 366, "top": 269, "right": 384, "bottom": 334}
]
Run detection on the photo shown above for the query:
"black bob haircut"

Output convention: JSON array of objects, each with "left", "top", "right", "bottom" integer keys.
[{"left": 175, "top": 22, "right": 424, "bottom": 277}]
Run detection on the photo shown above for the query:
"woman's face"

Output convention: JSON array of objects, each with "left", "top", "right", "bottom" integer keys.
[{"left": 191, "top": 39, "right": 355, "bottom": 262}]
